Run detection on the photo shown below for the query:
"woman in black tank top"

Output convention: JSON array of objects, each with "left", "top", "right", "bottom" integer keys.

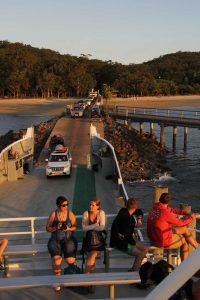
[{"left": 46, "top": 195, "right": 77, "bottom": 290}]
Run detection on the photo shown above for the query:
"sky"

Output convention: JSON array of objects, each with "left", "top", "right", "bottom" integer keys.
[{"left": 0, "top": 0, "right": 200, "bottom": 65}]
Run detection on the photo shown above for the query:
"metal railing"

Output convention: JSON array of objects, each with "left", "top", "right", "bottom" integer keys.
[
  {"left": 0, "top": 214, "right": 117, "bottom": 245},
  {"left": 90, "top": 123, "right": 128, "bottom": 203},
  {"left": 111, "top": 106, "right": 200, "bottom": 120}
]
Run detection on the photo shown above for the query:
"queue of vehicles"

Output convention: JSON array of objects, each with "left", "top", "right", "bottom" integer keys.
[
  {"left": 46, "top": 95, "right": 102, "bottom": 178},
  {"left": 66, "top": 98, "right": 93, "bottom": 118},
  {"left": 66, "top": 95, "right": 103, "bottom": 119}
]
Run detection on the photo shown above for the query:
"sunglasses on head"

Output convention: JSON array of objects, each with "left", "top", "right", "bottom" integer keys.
[{"left": 60, "top": 203, "right": 68, "bottom": 207}]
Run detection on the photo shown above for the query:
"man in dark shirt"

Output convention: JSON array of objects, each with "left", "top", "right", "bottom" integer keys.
[{"left": 110, "top": 198, "right": 148, "bottom": 271}]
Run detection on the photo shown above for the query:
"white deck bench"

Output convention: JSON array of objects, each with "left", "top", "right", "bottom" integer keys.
[
  {"left": 3, "top": 244, "right": 48, "bottom": 276},
  {"left": 0, "top": 271, "right": 140, "bottom": 300},
  {"left": 3, "top": 243, "right": 109, "bottom": 276}
]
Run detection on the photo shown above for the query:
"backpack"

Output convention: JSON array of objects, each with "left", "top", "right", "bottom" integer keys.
[
  {"left": 138, "top": 260, "right": 174, "bottom": 289},
  {"left": 64, "top": 264, "right": 89, "bottom": 295},
  {"left": 151, "top": 259, "right": 174, "bottom": 284}
]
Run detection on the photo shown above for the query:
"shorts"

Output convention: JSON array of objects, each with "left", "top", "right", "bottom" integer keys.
[
  {"left": 167, "top": 230, "right": 185, "bottom": 249},
  {"left": 48, "top": 236, "right": 77, "bottom": 258},
  {"left": 127, "top": 242, "right": 136, "bottom": 256}
]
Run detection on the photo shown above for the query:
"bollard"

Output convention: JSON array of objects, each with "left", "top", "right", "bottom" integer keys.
[{"left": 153, "top": 186, "right": 168, "bottom": 203}]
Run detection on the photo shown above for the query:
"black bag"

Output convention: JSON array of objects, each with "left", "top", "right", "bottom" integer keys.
[
  {"left": 137, "top": 260, "right": 174, "bottom": 289},
  {"left": 64, "top": 264, "right": 89, "bottom": 295},
  {"left": 80, "top": 230, "right": 107, "bottom": 272},
  {"left": 81, "top": 230, "right": 107, "bottom": 253},
  {"left": 151, "top": 259, "right": 174, "bottom": 284}
]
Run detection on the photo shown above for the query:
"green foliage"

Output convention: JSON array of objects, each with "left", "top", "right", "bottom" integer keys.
[{"left": 0, "top": 41, "right": 199, "bottom": 98}]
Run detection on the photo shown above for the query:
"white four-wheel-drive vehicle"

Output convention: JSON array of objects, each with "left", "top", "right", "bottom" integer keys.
[{"left": 46, "top": 145, "right": 72, "bottom": 177}]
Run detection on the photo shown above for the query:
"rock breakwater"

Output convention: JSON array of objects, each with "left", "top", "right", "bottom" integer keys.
[
  {"left": 104, "top": 117, "right": 168, "bottom": 182},
  {"left": 0, "top": 117, "right": 59, "bottom": 162}
]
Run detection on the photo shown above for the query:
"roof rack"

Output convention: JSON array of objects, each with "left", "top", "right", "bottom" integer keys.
[{"left": 54, "top": 145, "right": 68, "bottom": 153}]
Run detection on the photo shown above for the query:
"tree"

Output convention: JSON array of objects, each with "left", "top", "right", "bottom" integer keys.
[{"left": 102, "top": 84, "right": 112, "bottom": 112}]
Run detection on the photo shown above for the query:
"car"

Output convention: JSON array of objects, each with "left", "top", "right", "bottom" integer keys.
[
  {"left": 46, "top": 145, "right": 72, "bottom": 177},
  {"left": 70, "top": 105, "right": 84, "bottom": 117},
  {"left": 91, "top": 106, "right": 102, "bottom": 118}
]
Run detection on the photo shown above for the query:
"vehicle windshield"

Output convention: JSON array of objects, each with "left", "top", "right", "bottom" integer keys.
[{"left": 49, "top": 155, "right": 68, "bottom": 162}]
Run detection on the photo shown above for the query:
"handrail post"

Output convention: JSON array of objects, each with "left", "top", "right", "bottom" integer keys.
[{"left": 31, "top": 219, "right": 35, "bottom": 245}]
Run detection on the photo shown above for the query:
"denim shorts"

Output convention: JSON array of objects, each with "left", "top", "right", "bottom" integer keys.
[{"left": 47, "top": 236, "right": 77, "bottom": 258}]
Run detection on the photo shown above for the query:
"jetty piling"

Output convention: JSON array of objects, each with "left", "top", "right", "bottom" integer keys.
[
  {"left": 184, "top": 127, "right": 188, "bottom": 150},
  {"left": 172, "top": 126, "right": 177, "bottom": 150},
  {"left": 153, "top": 186, "right": 168, "bottom": 203},
  {"left": 160, "top": 125, "right": 165, "bottom": 147}
]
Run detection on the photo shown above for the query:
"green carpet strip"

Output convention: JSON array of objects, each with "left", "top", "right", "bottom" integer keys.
[{"left": 72, "top": 165, "right": 96, "bottom": 240}]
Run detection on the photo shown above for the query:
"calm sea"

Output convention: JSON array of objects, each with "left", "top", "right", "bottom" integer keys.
[
  {"left": 124, "top": 106, "right": 200, "bottom": 214},
  {"left": 0, "top": 115, "right": 52, "bottom": 135}
]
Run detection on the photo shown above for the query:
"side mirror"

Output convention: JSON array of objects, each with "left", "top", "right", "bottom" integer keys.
[{"left": 45, "top": 158, "right": 48, "bottom": 162}]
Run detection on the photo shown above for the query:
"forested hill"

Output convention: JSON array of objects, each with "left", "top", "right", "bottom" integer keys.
[{"left": 0, "top": 40, "right": 200, "bottom": 98}]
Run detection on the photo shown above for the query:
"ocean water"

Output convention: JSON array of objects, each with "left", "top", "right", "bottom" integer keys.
[
  {"left": 0, "top": 115, "right": 52, "bottom": 135},
  {"left": 125, "top": 106, "right": 200, "bottom": 216}
]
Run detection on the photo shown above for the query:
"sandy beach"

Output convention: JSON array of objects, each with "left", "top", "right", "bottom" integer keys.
[
  {"left": 109, "top": 95, "right": 200, "bottom": 109},
  {"left": 0, "top": 95, "right": 200, "bottom": 116}
]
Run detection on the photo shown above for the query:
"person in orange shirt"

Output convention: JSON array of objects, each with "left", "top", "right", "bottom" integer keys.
[{"left": 147, "top": 193, "right": 199, "bottom": 261}]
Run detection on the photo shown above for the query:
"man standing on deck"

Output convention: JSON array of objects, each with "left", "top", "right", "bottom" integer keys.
[{"left": 147, "top": 193, "right": 200, "bottom": 261}]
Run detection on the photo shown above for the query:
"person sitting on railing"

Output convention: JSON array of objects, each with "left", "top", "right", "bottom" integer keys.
[
  {"left": 110, "top": 197, "right": 148, "bottom": 271},
  {"left": 46, "top": 196, "right": 77, "bottom": 291},
  {"left": 0, "top": 239, "right": 8, "bottom": 270},
  {"left": 147, "top": 193, "right": 200, "bottom": 261}
]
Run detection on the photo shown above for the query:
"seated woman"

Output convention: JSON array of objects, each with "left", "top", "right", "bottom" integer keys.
[
  {"left": 46, "top": 196, "right": 77, "bottom": 291},
  {"left": 110, "top": 197, "right": 148, "bottom": 271},
  {"left": 0, "top": 239, "right": 8, "bottom": 269},
  {"left": 82, "top": 197, "right": 106, "bottom": 273}
]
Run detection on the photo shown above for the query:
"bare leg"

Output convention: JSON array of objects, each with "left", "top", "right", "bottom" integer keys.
[
  {"left": 180, "top": 240, "right": 189, "bottom": 261},
  {"left": 131, "top": 241, "right": 148, "bottom": 271},
  {"left": 0, "top": 239, "right": 8, "bottom": 262},
  {"left": 52, "top": 255, "right": 62, "bottom": 275},
  {"left": 86, "top": 251, "right": 98, "bottom": 273},
  {"left": 174, "top": 226, "right": 198, "bottom": 249}
]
